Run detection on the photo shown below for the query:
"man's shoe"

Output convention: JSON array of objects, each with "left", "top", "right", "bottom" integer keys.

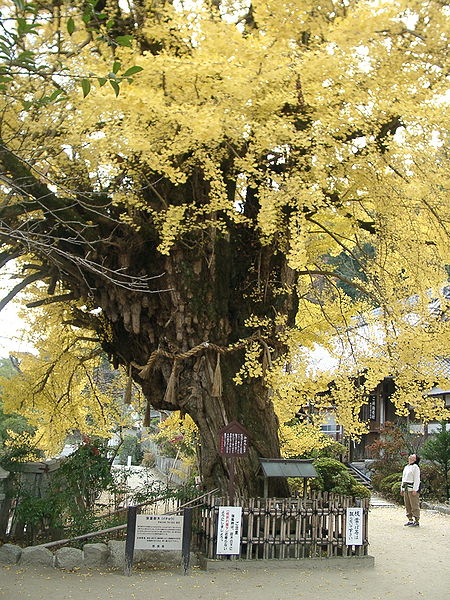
[
  {"left": 404, "top": 521, "right": 414, "bottom": 526},
  {"left": 410, "top": 521, "right": 420, "bottom": 527}
]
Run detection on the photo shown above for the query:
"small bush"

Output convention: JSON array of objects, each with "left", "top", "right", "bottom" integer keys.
[
  {"left": 311, "top": 457, "right": 371, "bottom": 499},
  {"left": 118, "top": 434, "right": 143, "bottom": 465},
  {"left": 141, "top": 451, "right": 156, "bottom": 468},
  {"left": 390, "top": 481, "right": 403, "bottom": 503},
  {"left": 301, "top": 441, "right": 349, "bottom": 462},
  {"left": 377, "top": 473, "right": 402, "bottom": 502},
  {"left": 351, "top": 484, "right": 372, "bottom": 499},
  {"left": 419, "top": 463, "right": 447, "bottom": 501},
  {"left": 379, "top": 472, "right": 402, "bottom": 493}
]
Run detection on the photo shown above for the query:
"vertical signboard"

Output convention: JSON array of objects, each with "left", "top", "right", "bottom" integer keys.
[
  {"left": 134, "top": 514, "right": 183, "bottom": 550},
  {"left": 218, "top": 421, "right": 250, "bottom": 457},
  {"left": 218, "top": 421, "right": 251, "bottom": 500},
  {"left": 216, "top": 506, "right": 242, "bottom": 555},
  {"left": 346, "top": 507, "right": 363, "bottom": 545}
]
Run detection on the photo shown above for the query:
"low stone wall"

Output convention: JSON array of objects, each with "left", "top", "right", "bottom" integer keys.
[
  {"left": 422, "top": 501, "right": 450, "bottom": 516},
  {"left": 0, "top": 541, "right": 195, "bottom": 571},
  {"left": 201, "top": 555, "right": 375, "bottom": 571}
]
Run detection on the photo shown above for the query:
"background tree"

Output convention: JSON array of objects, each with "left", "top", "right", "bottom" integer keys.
[
  {"left": 0, "top": 357, "right": 34, "bottom": 449},
  {"left": 422, "top": 423, "right": 450, "bottom": 500},
  {"left": 0, "top": 0, "right": 449, "bottom": 495},
  {"left": 0, "top": 296, "right": 148, "bottom": 455}
]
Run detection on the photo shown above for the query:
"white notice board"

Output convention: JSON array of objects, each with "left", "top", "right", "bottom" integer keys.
[
  {"left": 135, "top": 514, "right": 183, "bottom": 550},
  {"left": 216, "top": 506, "right": 242, "bottom": 555},
  {"left": 346, "top": 507, "right": 363, "bottom": 545}
]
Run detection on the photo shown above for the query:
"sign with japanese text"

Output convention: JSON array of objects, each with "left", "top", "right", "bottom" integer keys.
[
  {"left": 218, "top": 421, "right": 249, "bottom": 457},
  {"left": 134, "top": 514, "right": 183, "bottom": 550},
  {"left": 346, "top": 507, "right": 363, "bottom": 545},
  {"left": 216, "top": 506, "right": 242, "bottom": 555}
]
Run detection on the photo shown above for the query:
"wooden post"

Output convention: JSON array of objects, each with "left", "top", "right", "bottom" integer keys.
[
  {"left": 228, "top": 458, "right": 235, "bottom": 502},
  {"left": 124, "top": 505, "right": 137, "bottom": 576},
  {"left": 182, "top": 507, "right": 193, "bottom": 575}
]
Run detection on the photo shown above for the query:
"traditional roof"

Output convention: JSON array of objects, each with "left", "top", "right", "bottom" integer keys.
[{"left": 259, "top": 458, "right": 318, "bottom": 478}]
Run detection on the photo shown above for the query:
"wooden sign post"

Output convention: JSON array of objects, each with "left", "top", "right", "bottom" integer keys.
[{"left": 218, "top": 421, "right": 250, "bottom": 501}]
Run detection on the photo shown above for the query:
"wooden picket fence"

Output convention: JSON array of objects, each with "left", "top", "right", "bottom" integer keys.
[{"left": 194, "top": 492, "right": 369, "bottom": 560}]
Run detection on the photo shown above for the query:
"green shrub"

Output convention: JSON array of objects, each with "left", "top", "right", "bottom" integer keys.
[
  {"left": 375, "top": 473, "right": 403, "bottom": 502},
  {"left": 301, "top": 441, "right": 349, "bottom": 462},
  {"left": 141, "top": 450, "right": 156, "bottom": 467},
  {"left": 11, "top": 437, "right": 115, "bottom": 543},
  {"left": 351, "top": 484, "right": 372, "bottom": 499},
  {"left": 421, "top": 423, "right": 450, "bottom": 500},
  {"left": 311, "top": 457, "right": 371, "bottom": 498},
  {"left": 379, "top": 472, "right": 402, "bottom": 493},
  {"left": 390, "top": 481, "right": 403, "bottom": 503},
  {"left": 419, "top": 463, "right": 447, "bottom": 501},
  {"left": 118, "top": 434, "right": 143, "bottom": 465}
]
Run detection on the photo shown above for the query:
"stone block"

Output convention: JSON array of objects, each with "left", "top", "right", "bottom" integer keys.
[
  {"left": 83, "top": 543, "right": 109, "bottom": 568},
  {"left": 137, "top": 550, "right": 183, "bottom": 567},
  {"left": 106, "top": 540, "right": 190, "bottom": 569},
  {"left": 107, "top": 540, "right": 125, "bottom": 569},
  {"left": 107, "top": 541, "right": 149, "bottom": 569},
  {"left": 55, "top": 546, "right": 83, "bottom": 570},
  {"left": 19, "top": 546, "right": 54, "bottom": 567},
  {"left": 0, "top": 543, "right": 22, "bottom": 565}
]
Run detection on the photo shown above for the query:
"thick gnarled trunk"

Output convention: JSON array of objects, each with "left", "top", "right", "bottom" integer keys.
[
  {"left": 139, "top": 349, "right": 288, "bottom": 497},
  {"left": 93, "top": 237, "right": 293, "bottom": 497}
]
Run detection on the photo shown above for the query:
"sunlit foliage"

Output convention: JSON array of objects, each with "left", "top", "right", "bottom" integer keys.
[{"left": 0, "top": 0, "right": 449, "bottom": 467}]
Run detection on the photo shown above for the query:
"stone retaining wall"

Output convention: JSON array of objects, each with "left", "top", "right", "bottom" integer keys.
[
  {"left": 0, "top": 541, "right": 195, "bottom": 571},
  {"left": 422, "top": 501, "right": 450, "bottom": 516}
]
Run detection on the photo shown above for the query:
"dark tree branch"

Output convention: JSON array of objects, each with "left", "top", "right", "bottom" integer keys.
[
  {"left": 0, "top": 249, "right": 22, "bottom": 269},
  {"left": 26, "top": 292, "right": 76, "bottom": 308},
  {"left": 0, "top": 271, "right": 47, "bottom": 312}
]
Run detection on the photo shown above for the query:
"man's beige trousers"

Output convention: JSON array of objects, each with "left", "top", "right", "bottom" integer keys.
[{"left": 404, "top": 490, "right": 420, "bottom": 521}]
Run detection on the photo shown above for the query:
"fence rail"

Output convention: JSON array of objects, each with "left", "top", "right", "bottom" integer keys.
[
  {"left": 194, "top": 492, "right": 369, "bottom": 560},
  {"left": 143, "top": 440, "right": 191, "bottom": 486}
]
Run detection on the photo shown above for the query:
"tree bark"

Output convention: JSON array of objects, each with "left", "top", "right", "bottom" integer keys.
[{"left": 87, "top": 233, "right": 293, "bottom": 497}]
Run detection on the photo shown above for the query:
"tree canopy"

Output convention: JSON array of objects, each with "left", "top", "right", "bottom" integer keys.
[{"left": 0, "top": 0, "right": 449, "bottom": 494}]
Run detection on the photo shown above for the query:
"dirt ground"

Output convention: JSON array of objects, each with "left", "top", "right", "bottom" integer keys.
[{"left": 1, "top": 503, "right": 449, "bottom": 600}]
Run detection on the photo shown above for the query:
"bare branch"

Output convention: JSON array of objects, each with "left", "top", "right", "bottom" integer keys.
[{"left": 296, "top": 268, "right": 378, "bottom": 304}]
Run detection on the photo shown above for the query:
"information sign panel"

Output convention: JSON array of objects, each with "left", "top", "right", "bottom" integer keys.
[
  {"left": 218, "top": 421, "right": 249, "bottom": 457},
  {"left": 134, "top": 514, "right": 183, "bottom": 550},
  {"left": 346, "top": 507, "right": 363, "bottom": 545},
  {"left": 216, "top": 506, "right": 242, "bottom": 555}
]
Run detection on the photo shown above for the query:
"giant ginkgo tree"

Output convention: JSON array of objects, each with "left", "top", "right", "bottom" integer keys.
[{"left": 0, "top": 0, "right": 449, "bottom": 495}]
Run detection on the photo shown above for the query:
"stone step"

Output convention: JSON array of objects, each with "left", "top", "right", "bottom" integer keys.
[
  {"left": 370, "top": 495, "right": 395, "bottom": 507},
  {"left": 346, "top": 464, "right": 373, "bottom": 490}
]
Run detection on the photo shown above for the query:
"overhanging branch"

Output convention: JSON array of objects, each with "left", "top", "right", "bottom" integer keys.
[
  {"left": 0, "top": 271, "right": 47, "bottom": 313},
  {"left": 26, "top": 292, "right": 76, "bottom": 308}
]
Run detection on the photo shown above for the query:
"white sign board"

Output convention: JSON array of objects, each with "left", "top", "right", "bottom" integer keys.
[
  {"left": 216, "top": 506, "right": 242, "bottom": 555},
  {"left": 346, "top": 507, "right": 363, "bottom": 545},
  {"left": 134, "top": 514, "right": 183, "bottom": 550}
]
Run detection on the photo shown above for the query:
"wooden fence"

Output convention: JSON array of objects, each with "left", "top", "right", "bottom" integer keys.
[
  {"left": 0, "top": 459, "right": 63, "bottom": 541},
  {"left": 194, "top": 492, "right": 369, "bottom": 560}
]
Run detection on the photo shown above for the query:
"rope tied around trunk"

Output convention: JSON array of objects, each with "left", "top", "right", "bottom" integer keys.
[
  {"left": 130, "top": 334, "right": 273, "bottom": 415},
  {"left": 131, "top": 334, "right": 263, "bottom": 381}
]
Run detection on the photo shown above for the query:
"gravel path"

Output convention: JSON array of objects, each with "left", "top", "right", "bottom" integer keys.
[{"left": 1, "top": 504, "right": 449, "bottom": 600}]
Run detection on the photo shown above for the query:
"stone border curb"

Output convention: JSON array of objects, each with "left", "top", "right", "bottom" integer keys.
[
  {"left": 0, "top": 541, "right": 195, "bottom": 571},
  {"left": 200, "top": 555, "right": 375, "bottom": 571},
  {"left": 422, "top": 501, "right": 450, "bottom": 516}
]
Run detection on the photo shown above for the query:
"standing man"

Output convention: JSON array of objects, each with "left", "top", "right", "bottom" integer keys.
[{"left": 401, "top": 454, "right": 421, "bottom": 527}]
